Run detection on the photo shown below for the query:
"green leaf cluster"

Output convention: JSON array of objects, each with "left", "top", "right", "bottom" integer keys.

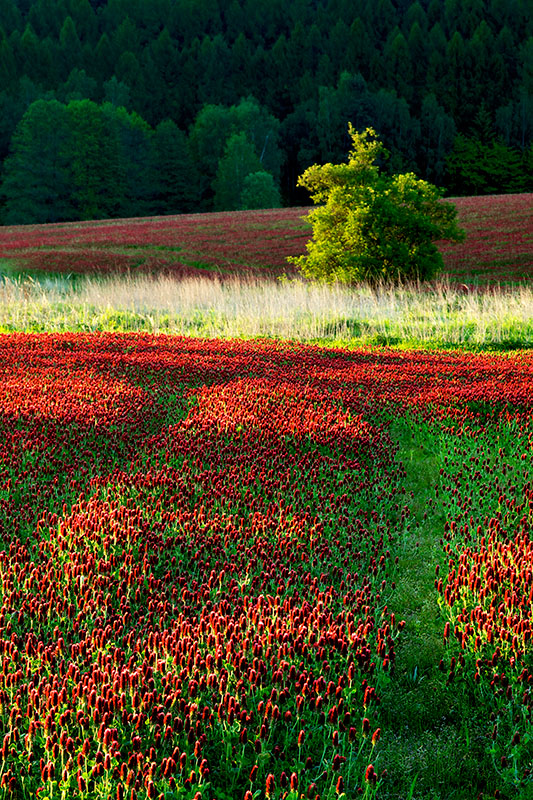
[{"left": 289, "top": 126, "right": 465, "bottom": 285}]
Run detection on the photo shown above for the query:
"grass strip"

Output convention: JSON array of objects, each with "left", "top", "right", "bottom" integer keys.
[
  {"left": 1, "top": 274, "right": 532, "bottom": 349},
  {"left": 376, "top": 417, "right": 496, "bottom": 799}
]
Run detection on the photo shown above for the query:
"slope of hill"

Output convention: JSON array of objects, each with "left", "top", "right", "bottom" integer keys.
[{"left": 0, "top": 194, "right": 532, "bottom": 286}]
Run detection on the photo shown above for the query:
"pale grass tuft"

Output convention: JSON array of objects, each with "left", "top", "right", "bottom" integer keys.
[{"left": 0, "top": 272, "right": 532, "bottom": 347}]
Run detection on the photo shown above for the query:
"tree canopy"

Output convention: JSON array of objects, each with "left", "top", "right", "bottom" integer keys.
[{"left": 289, "top": 126, "right": 464, "bottom": 284}]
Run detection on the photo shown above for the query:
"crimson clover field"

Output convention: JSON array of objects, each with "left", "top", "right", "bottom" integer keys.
[
  {"left": 1, "top": 193, "right": 532, "bottom": 285},
  {"left": 0, "top": 332, "right": 532, "bottom": 799}
]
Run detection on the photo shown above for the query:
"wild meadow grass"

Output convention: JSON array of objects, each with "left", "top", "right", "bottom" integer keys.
[{"left": 0, "top": 271, "right": 532, "bottom": 348}]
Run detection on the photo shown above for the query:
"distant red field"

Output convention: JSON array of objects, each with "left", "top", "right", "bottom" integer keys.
[
  {"left": 439, "top": 193, "right": 533, "bottom": 284},
  {"left": 0, "top": 194, "right": 531, "bottom": 285}
]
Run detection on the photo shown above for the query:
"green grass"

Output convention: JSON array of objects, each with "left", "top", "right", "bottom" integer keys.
[
  {"left": 375, "top": 417, "right": 499, "bottom": 799},
  {"left": 1, "top": 273, "right": 532, "bottom": 348}
]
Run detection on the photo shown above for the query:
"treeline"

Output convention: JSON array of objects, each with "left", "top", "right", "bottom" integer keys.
[
  {"left": 1, "top": 96, "right": 281, "bottom": 222},
  {"left": 0, "top": 0, "right": 532, "bottom": 223}
]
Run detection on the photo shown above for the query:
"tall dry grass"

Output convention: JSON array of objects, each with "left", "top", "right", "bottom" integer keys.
[{"left": 0, "top": 272, "right": 532, "bottom": 347}]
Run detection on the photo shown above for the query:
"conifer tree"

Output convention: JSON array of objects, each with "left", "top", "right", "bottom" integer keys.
[
  {"left": 152, "top": 119, "right": 199, "bottom": 214},
  {"left": 66, "top": 99, "right": 121, "bottom": 219}
]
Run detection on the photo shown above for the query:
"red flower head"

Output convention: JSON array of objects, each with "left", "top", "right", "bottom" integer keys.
[
  {"left": 265, "top": 773, "right": 275, "bottom": 798},
  {"left": 365, "top": 764, "right": 377, "bottom": 784},
  {"left": 77, "top": 770, "right": 86, "bottom": 792}
]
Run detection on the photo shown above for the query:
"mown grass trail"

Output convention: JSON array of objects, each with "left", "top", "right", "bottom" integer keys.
[
  {"left": 375, "top": 398, "right": 533, "bottom": 800},
  {"left": 377, "top": 418, "right": 493, "bottom": 799}
]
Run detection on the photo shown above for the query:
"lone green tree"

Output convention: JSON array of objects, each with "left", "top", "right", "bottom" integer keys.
[{"left": 289, "top": 125, "right": 464, "bottom": 284}]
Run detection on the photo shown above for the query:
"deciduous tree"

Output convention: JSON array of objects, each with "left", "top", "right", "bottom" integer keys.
[
  {"left": 212, "top": 132, "right": 263, "bottom": 210},
  {"left": 1, "top": 98, "right": 74, "bottom": 223},
  {"left": 240, "top": 171, "right": 281, "bottom": 209},
  {"left": 289, "top": 125, "right": 464, "bottom": 284}
]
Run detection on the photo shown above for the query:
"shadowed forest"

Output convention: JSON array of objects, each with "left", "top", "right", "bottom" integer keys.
[{"left": 0, "top": 0, "right": 532, "bottom": 224}]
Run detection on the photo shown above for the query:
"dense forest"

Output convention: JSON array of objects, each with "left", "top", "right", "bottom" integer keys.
[{"left": 0, "top": 0, "right": 532, "bottom": 223}]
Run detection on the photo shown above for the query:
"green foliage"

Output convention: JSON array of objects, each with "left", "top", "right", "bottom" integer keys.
[
  {"left": 289, "top": 126, "right": 465, "bottom": 285},
  {"left": 65, "top": 99, "right": 119, "bottom": 219},
  {"left": 314, "top": 71, "right": 420, "bottom": 173},
  {"left": 446, "top": 133, "right": 527, "bottom": 195},
  {"left": 240, "top": 170, "right": 281, "bottom": 209},
  {"left": 419, "top": 93, "right": 456, "bottom": 183},
  {"left": 58, "top": 67, "right": 97, "bottom": 103},
  {"left": 212, "top": 131, "right": 263, "bottom": 211},
  {"left": 0, "top": 99, "right": 74, "bottom": 223},
  {"left": 152, "top": 119, "right": 199, "bottom": 213},
  {"left": 188, "top": 102, "right": 235, "bottom": 204},
  {"left": 0, "top": 97, "right": 158, "bottom": 223},
  {"left": 102, "top": 74, "right": 131, "bottom": 108},
  {"left": 189, "top": 95, "right": 282, "bottom": 209},
  {"left": 0, "top": 0, "right": 532, "bottom": 218},
  {"left": 105, "top": 104, "right": 155, "bottom": 217}
]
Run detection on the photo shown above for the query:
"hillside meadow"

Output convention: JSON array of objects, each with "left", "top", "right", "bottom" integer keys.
[
  {"left": 0, "top": 194, "right": 532, "bottom": 799},
  {"left": 1, "top": 194, "right": 532, "bottom": 285},
  {"left": 0, "top": 193, "right": 532, "bottom": 349}
]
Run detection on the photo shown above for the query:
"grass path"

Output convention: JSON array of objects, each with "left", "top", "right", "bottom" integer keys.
[{"left": 377, "top": 418, "right": 495, "bottom": 799}]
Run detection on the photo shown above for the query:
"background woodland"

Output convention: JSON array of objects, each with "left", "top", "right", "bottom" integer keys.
[{"left": 0, "top": 0, "right": 532, "bottom": 223}]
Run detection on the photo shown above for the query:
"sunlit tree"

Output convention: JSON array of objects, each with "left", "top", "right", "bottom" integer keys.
[{"left": 289, "top": 125, "right": 464, "bottom": 284}]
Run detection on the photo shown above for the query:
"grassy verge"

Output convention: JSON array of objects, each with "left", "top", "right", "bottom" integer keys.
[{"left": 0, "top": 273, "right": 532, "bottom": 348}]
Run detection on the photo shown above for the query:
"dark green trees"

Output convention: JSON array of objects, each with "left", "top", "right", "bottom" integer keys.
[
  {"left": 0, "top": 97, "right": 207, "bottom": 223},
  {"left": 1, "top": 99, "right": 74, "bottom": 223},
  {"left": 66, "top": 99, "right": 119, "bottom": 219},
  {"left": 446, "top": 106, "right": 527, "bottom": 194},
  {"left": 1, "top": 99, "right": 158, "bottom": 222},
  {"left": 241, "top": 171, "right": 281, "bottom": 209},
  {"left": 0, "top": 0, "right": 532, "bottom": 222},
  {"left": 213, "top": 132, "right": 263, "bottom": 210},
  {"left": 152, "top": 119, "right": 199, "bottom": 214},
  {"left": 189, "top": 96, "right": 282, "bottom": 211}
]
